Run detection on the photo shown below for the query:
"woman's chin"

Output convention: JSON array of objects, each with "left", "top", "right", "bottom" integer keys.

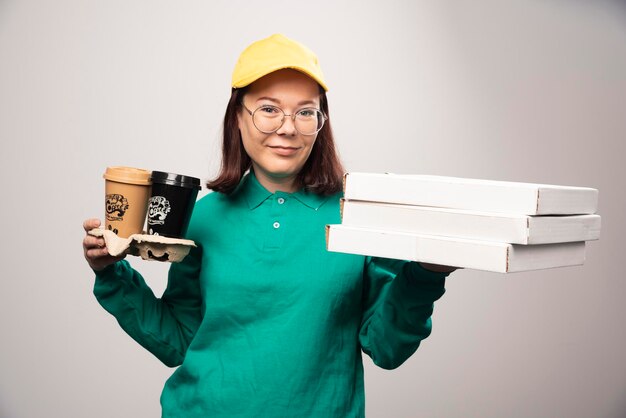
[{"left": 258, "top": 162, "right": 303, "bottom": 179}]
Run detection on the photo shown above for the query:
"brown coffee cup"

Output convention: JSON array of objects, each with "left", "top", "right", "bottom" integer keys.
[{"left": 103, "top": 166, "right": 152, "bottom": 238}]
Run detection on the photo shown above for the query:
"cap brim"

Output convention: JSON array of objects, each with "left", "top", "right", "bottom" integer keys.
[{"left": 232, "top": 64, "right": 329, "bottom": 92}]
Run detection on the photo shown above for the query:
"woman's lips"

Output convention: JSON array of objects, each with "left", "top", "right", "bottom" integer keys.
[{"left": 268, "top": 145, "right": 300, "bottom": 156}]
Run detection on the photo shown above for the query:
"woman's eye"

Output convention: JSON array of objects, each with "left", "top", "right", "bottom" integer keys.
[
  {"left": 260, "top": 106, "right": 278, "bottom": 113},
  {"left": 298, "top": 109, "right": 315, "bottom": 117}
]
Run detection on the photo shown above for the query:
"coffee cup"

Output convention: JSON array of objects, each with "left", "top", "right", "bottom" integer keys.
[
  {"left": 103, "top": 166, "right": 152, "bottom": 238},
  {"left": 147, "top": 171, "right": 201, "bottom": 238}
]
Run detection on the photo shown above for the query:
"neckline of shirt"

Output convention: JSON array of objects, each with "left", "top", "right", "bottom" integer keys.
[{"left": 241, "top": 170, "right": 330, "bottom": 211}]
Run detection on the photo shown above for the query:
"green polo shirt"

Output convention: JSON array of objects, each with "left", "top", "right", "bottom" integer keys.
[{"left": 93, "top": 171, "right": 448, "bottom": 417}]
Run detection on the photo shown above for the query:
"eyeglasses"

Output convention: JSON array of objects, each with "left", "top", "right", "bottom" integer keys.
[{"left": 241, "top": 103, "right": 327, "bottom": 136}]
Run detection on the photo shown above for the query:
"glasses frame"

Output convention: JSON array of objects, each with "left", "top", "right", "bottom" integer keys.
[{"left": 241, "top": 102, "right": 327, "bottom": 136}]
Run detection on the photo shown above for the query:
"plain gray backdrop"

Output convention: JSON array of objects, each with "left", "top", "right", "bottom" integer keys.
[{"left": 1, "top": 1, "right": 625, "bottom": 417}]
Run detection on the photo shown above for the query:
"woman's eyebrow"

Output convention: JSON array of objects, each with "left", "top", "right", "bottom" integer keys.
[
  {"left": 256, "top": 96, "right": 280, "bottom": 104},
  {"left": 255, "top": 96, "right": 318, "bottom": 106}
]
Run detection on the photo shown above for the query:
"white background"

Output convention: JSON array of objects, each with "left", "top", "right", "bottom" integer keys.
[{"left": 1, "top": 1, "right": 625, "bottom": 417}]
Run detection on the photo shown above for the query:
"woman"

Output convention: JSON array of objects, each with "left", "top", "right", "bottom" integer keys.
[{"left": 82, "top": 34, "right": 456, "bottom": 417}]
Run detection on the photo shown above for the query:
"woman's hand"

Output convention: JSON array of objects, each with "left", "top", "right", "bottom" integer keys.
[
  {"left": 83, "top": 218, "right": 126, "bottom": 272},
  {"left": 418, "top": 262, "right": 459, "bottom": 274}
]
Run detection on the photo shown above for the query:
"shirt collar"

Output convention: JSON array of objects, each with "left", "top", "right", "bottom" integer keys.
[
  {"left": 290, "top": 187, "right": 330, "bottom": 210},
  {"left": 239, "top": 170, "right": 330, "bottom": 211}
]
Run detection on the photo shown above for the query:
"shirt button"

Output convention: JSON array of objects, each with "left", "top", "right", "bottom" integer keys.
[
  {"left": 277, "top": 197, "right": 285, "bottom": 205},
  {"left": 273, "top": 222, "right": 280, "bottom": 229}
]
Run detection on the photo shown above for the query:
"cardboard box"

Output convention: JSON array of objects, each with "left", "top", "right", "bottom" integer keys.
[
  {"left": 325, "top": 224, "right": 586, "bottom": 273},
  {"left": 340, "top": 199, "right": 601, "bottom": 245},
  {"left": 343, "top": 173, "right": 599, "bottom": 215}
]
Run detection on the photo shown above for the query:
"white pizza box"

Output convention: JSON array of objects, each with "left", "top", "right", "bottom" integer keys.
[
  {"left": 343, "top": 173, "right": 598, "bottom": 215},
  {"left": 340, "top": 199, "right": 601, "bottom": 245},
  {"left": 325, "top": 224, "right": 586, "bottom": 273}
]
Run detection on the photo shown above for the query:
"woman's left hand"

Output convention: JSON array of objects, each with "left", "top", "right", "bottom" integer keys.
[{"left": 418, "top": 262, "right": 460, "bottom": 274}]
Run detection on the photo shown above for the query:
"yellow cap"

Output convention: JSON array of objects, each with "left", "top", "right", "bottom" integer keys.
[{"left": 231, "top": 34, "right": 328, "bottom": 92}]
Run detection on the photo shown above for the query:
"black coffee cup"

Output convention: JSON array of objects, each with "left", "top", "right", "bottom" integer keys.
[{"left": 147, "top": 171, "right": 201, "bottom": 238}]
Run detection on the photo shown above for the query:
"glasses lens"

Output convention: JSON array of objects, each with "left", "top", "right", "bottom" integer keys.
[
  {"left": 252, "top": 105, "right": 284, "bottom": 133},
  {"left": 295, "top": 108, "right": 324, "bottom": 135}
]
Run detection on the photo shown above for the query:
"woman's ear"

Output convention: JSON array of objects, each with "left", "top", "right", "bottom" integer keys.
[{"left": 236, "top": 108, "right": 244, "bottom": 132}]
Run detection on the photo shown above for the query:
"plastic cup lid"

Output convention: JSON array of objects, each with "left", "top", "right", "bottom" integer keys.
[
  {"left": 150, "top": 171, "right": 201, "bottom": 190},
  {"left": 103, "top": 166, "right": 152, "bottom": 185}
]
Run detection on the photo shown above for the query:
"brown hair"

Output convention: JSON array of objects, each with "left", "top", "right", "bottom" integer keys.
[{"left": 206, "top": 86, "right": 345, "bottom": 195}]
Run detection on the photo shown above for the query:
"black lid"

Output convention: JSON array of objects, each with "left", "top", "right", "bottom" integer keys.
[{"left": 150, "top": 171, "right": 201, "bottom": 190}]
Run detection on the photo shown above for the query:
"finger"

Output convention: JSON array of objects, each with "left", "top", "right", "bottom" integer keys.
[
  {"left": 83, "top": 218, "right": 101, "bottom": 232},
  {"left": 84, "top": 235, "right": 106, "bottom": 248},
  {"left": 96, "top": 253, "right": 125, "bottom": 267},
  {"left": 83, "top": 235, "right": 105, "bottom": 249},
  {"left": 86, "top": 247, "right": 109, "bottom": 259}
]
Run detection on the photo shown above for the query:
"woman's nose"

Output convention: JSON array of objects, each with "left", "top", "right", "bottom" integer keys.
[{"left": 276, "top": 115, "right": 297, "bottom": 136}]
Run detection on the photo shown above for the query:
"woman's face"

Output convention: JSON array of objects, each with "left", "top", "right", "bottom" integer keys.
[{"left": 237, "top": 69, "right": 321, "bottom": 193}]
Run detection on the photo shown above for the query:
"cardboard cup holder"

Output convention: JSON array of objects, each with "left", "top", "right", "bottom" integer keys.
[{"left": 88, "top": 228, "right": 196, "bottom": 263}]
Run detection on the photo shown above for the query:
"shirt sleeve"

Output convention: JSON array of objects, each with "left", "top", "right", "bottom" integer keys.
[
  {"left": 358, "top": 257, "right": 449, "bottom": 370},
  {"left": 92, "top": 244, "right": 204, "bottom": 367}
]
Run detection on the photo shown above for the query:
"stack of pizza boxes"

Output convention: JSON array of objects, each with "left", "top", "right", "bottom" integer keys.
[{"left": 326, "top": 173, "right": 600, "bottom": 273}]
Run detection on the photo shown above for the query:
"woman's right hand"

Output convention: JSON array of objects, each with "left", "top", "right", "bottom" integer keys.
[{"left": 83, "top": 218, "right": 126, "bottom": 272}]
